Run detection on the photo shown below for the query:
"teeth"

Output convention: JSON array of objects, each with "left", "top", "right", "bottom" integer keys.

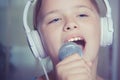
[{"left": 68, "top": 37, "right": 81, "bottom": 42}]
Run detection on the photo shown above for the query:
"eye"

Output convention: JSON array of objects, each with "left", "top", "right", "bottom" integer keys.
[
  {"left": 78, "top": 14, "right": 89, "bottom": 17},
  {"left": 48, "top": 18, "right": 62, "bottom": 24}
]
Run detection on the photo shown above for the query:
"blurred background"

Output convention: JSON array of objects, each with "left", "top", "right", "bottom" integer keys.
[{"left": 0, "top": 0, "right": 120, "bottom": 80}]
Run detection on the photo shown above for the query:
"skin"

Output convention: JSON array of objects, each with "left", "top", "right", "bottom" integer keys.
[{"left": 37, "top": 0, "right": 101, "bottom": 79}]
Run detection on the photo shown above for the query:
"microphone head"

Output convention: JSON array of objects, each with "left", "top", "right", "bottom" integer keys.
[{"left": 58, "top": 42, "right": 82, "bottom": 61}]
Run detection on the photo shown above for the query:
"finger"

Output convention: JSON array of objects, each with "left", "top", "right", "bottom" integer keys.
[
  {"left": 82, "top": 58, "right": 93, "bottom": 67},
  {"left": 56, "top": 59, "right": 92, "bottom": 77},
  {"left": 60, "top": 73, "right": 92, "bottom": 80},
  {"left": 65, "top": 66, "right": 91, "bottom": 75},
  {"left": 57, "top": 54, "right": 92, "bottom": 74},
  {"left": 57, "top": 53, "right": 82, "bottom": 66},
  {"left": 56, "top": 57, "right": 85, "bottom": 73}
]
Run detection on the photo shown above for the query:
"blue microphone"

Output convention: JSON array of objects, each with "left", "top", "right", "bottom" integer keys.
[{"left": 58, "top": 42, "right": 83, "bottom": 61}]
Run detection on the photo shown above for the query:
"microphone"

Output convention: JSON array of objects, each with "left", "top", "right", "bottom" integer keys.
[{"left": 58, "top": 42, "right": 83, "bottom": 61}]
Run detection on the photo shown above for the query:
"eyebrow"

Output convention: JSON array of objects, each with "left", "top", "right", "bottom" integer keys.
[
  {"left": 43, "top": 10, "right": 60, "bottom": 19},
  {"left": 74, "top": 5, "right": 93, "bottom": 11},
  {"left": 43, "top": 5, "right": 93, "bottom": 18}
]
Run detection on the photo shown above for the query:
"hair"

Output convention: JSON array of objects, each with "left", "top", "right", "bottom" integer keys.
[
  {"left": 91, "top": 0, "right": 100, "bottom": 13},
  {"left": 33, "top": 0, "right": 42, "bottom": 30},
  {"left": 33, "top": 0, "right": 100, "bottom": 30}
]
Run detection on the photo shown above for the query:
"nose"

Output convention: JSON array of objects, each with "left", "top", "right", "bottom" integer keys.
[{"left": 63, "top": 21, "right": 78, "bottom": 32}]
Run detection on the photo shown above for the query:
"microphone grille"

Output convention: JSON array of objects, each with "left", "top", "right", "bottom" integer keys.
[{"left": 58, "top": 42, "right": 82, "bottom": 61}]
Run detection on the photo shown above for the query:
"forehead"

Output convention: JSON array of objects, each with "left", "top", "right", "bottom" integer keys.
[{"left": 39, "top": 0, "right": 96, "bottom": 14}]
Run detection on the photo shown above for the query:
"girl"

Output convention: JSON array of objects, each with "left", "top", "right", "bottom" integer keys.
[{"left": 33, "top": 0, "right": 104, "bottom": 80}]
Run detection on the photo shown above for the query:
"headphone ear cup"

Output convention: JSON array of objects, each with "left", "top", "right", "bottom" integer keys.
[
  {"left": 100, "top": 17, "right": 113, "bottom": 46},
  {"left": 30, "top": 30, "right": 46, "bottom": 58}
]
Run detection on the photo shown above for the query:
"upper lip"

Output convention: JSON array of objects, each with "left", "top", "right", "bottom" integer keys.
[{"left": 64, "top": 34, "right": 84, "bottom": 43}]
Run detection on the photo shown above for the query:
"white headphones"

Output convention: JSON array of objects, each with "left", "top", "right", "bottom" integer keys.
[
  {"left": 23, "top": 0, "right": 114, "bottom": 59},
  {"left": 97, "top": 0, "right": 114, "bottom": 46},
  {"left": 23, "top": 0, "right": 49, "bottom": 79},
  {"left": 23, "top": 0, "right": 114, "bottom": 79}
]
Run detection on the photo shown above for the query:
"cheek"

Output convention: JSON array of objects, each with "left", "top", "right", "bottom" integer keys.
[
  {"left": 40, "top": 28, "right": 62, "bottom": 60},
  {"left": 84, "top": 16, "right": 100, "bottom": 38},
  {"left": 80, "top": 19, "right": 100, "bottom": 61},
  {"left": 88, "top": 32, "right": 100, "bottom": 61}
]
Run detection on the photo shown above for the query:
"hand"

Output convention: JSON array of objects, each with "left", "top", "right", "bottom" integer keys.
[{"left": 56, "top": 53, "right": 93, "bottom": 80}]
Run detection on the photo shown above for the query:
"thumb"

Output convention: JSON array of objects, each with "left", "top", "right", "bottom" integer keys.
[{"left": 81, "top": 55, "right": 93, "bottom": 67}]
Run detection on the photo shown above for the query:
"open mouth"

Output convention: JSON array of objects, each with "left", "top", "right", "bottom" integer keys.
[
  {"left": 67, "top": 37, "right": 86, "bottom": 50},
  {"left": 72, "top": 40, "right": 86, "bottom": 49}
]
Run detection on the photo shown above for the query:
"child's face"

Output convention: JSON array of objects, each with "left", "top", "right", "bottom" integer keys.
[{"left": 38, "top": 0, "right": 100, "bottom": 63}]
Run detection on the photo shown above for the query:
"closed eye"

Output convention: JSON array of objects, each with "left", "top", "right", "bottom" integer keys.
[
  {"left": 78, "top": 14, "right": 88, "bottom": 17},
  {"left": 48, "top": 18, "right": 62, "bottom": 24}
]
